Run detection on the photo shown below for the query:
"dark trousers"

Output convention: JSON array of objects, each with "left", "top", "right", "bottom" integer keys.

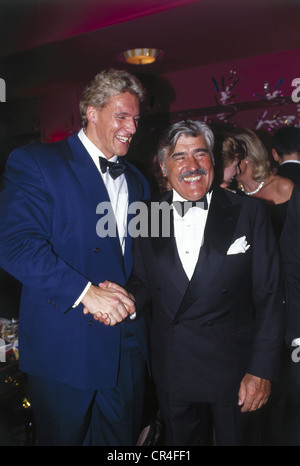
[
  {"left": 27, "top": 327, "right": 146, "bottom": 446},
  {"left": 157, "top": 390, "right": 263, "bottom": 446}
]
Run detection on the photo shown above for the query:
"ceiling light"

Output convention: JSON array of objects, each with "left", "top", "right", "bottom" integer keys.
[{"left": 123, "top": 48, "right": 160, "bottom": 65}]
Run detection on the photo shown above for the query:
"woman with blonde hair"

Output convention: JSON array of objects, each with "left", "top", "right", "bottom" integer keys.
[
  {"left": 213, "top": 134, "right": 246, "bottom": 189},
  {"left": 234, "top": 128, "right": 294, "bottom": 239}
]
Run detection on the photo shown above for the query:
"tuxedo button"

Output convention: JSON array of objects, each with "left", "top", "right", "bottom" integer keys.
[
  {"left": 221, "top": 289, "right": 228, "bottom": 294},
  {"left": 89, "top": 319, "right": 93, "bottom": 326},
  {"left": 94, "top": 247, "right": 100, "bottom": 253}
]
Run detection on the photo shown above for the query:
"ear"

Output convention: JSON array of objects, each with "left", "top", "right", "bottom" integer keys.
[
  {"left": 86, "top": 105, "right": 98, "bottom": 125},
  {"left": 271, "top": 148, "right": 280, "bottom": 162},
  {"left": 159, "top": 162, "right": 168, "bottom": 177}
]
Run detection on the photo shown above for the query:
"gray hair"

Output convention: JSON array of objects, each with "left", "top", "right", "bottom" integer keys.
[
  {"left": 157, "top": 120, "right": 215, "bottom": 170},
  {"left": 79, "top": 68, "right": 145, "bottom": 128}
]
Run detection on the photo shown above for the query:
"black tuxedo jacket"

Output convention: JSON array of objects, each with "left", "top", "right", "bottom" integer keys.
[
  {"left": 281, "top": 184, "right": 300, "bottom": 382},
  {"left": 277, "top": 162, "right": 300, "bottom": 184},
  {"left": 127, "top": 186, "right": 284, "bottom": 403}
]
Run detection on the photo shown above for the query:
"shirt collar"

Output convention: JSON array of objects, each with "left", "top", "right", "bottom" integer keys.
[
  {"left": 172, "top": 189, "right": 212, "bottom": 204},
  {"left": 281, "top": 160, "right": 300, "bottom": 166},
  {"left": 78, "top": 128, "right": 118, "bottom": 166}
]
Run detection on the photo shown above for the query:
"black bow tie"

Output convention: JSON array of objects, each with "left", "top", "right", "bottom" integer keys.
[
  {"left": 99, "top": 157, "right": 127, "bottom": 179},
  {"left": 173, "top": 196, "right": 208, "bottom": 217}
]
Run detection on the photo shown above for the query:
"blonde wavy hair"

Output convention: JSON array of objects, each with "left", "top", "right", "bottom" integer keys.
[
  {"left": 234, "top": 128, "right": 270, "bottom": 182},
  {"left": 221, "top": 135, "right": 246, "bottom": 168},
  {"left": 79, "top": 69, "right": 145, "bottom": 128}
]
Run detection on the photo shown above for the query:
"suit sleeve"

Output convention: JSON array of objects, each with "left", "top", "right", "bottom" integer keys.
[
  {"left": 247, "top": 199, "right": 285, "bottom": 381},
  {"left": 281, "top": 185, "right": 300, "bottom": 347},
  {"left": 0, "top": 147, "right": 89, "bottom": 310},
  {"left": 126, "top": 234, "right": 152, "bottom": 318}
]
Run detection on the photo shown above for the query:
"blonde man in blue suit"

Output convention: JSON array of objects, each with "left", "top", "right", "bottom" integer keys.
[{"left": 0, "top": 69, "right": 150, "bottom": 445}]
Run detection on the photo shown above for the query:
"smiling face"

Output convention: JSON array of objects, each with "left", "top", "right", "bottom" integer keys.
[
  {"left": 160, "top": 134, "right": 214, "bottom": 200},
  {"left": 85, "top": 91, "right": 140, "bottom": 159}
]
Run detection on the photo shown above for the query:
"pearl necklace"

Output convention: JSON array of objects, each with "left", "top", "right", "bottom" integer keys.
[{"left": 240, "top": 181, "right": 265, "bottom": 196}]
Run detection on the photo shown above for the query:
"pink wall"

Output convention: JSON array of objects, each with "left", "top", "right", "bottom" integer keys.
[
  {"left": 39, "top": 87, "right": 82, "bottom": 143},
  {"left": 38, "top": 48, "right": 300, "bottom": 142},
  {"left": 162, "top": 48, "right": 300, "bottom": 111}
]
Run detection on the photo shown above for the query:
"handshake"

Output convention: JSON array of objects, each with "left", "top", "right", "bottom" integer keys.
[{"left": 81, "top": 280, "right": 135, "bottom": 326}]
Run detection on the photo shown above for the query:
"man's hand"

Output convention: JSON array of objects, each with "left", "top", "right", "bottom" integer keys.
[
  {"left": 99, "top": 280, "right": 135, "bottom": 301},
  {"left": 238, "top": 373, "right": 270, "bottom": 412},
  {"left": 81, "top": 283, "right": 135, "bottom": 326},
  {"left": 93, "top": 281, "right": 136, "bottom": 325}
]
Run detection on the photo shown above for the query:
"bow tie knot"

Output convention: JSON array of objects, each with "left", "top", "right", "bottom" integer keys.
[
  {"left": 173, "top": 196, "right": 208, "bottom": 217},
  {"left": 99, "top": 157, "right": 126, "bottom": 179}
]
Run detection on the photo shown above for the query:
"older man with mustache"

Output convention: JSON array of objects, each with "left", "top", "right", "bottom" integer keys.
[{"left": 93, "top": 119, "right": 284, "bottom": 446}]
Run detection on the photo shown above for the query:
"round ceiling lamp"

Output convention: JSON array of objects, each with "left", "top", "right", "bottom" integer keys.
[{"left": 123, "top": 48, "right": 160, "bottom": 65}]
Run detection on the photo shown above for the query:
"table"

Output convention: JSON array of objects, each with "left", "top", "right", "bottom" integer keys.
[{"left": 0, "top": 350, "right": 36, "bottom": 446}]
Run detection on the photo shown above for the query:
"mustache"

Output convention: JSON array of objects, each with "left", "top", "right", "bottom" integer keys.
[{"left": 179, "top": 167, "right": 207, "bottom": 182}]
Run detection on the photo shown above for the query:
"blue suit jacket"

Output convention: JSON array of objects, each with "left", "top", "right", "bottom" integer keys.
[{"left": 0, "top": 133, "right": 150, "bottom": 389}]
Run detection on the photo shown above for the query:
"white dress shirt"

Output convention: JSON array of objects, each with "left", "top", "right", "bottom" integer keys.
[
  {"left": 74, "top": 129, "right": 129, "bottom": 306},
  {"left": 173, "top": 190, "right": 212, "bottom": 280},
  {"left": 280, "top": 160, "right": 300, "bottom": 166},
  {"left": 78, "top": 128, "right": 128, "bottom": 252}
]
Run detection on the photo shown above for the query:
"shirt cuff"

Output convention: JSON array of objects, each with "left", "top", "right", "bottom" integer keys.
[{"left": 73, "top": 281, "right": 92, "bottom": 308}]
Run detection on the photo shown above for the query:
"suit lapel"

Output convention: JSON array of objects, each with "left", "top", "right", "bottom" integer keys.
[
  {"left": 151, "top": 191, "right": 190, "bottom": 295},
  {"left": 68, "top": 133, "right": 111, "bottom": 208},
  {"left": 124, "top": 160, "right": 141, "bottom": 207},
  {"left": 123, "top": 161, "right": 146, "bottom": 277},
  {"left": 67, "top": 133, "right": 124, "bottom": 266},
  {"left": 175, "top": 187, "right": 241, "bottom": 320}
]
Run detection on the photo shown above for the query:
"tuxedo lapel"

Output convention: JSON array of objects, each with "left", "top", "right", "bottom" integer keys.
[
  {"left": 175, "top": 187, "right": 241, "bottom": 320},
  {"left": 151, "top": 191, "right": 190, "bottom": 295}
]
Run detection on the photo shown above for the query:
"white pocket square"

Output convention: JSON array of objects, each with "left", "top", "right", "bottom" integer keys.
[{"left": 227, "top": 236, "right": 250, "bottom": 255}]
